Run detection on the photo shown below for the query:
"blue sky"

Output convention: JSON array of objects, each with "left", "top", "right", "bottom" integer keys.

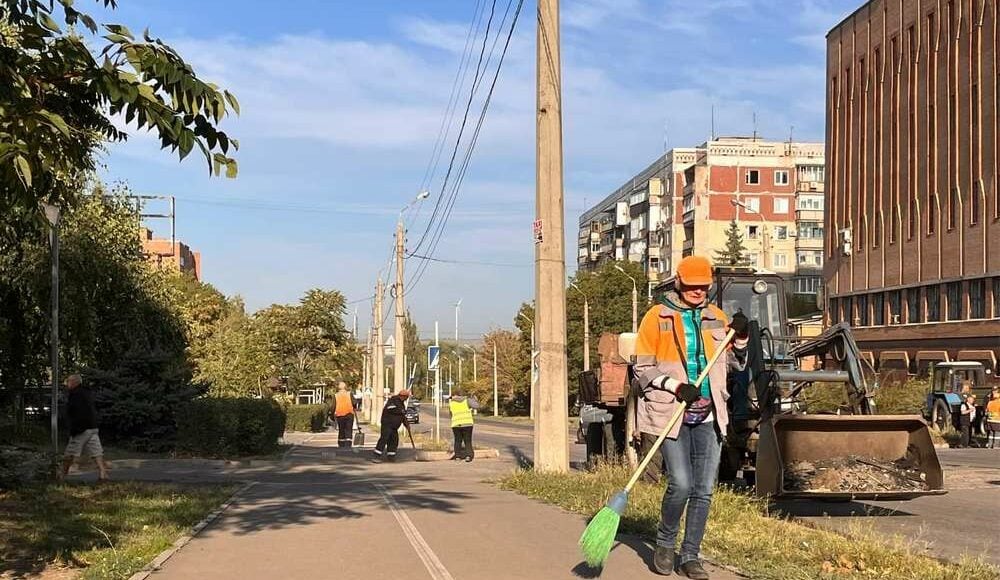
[{"left": 98, "top": 0, "right": 859, "bottom": 339}]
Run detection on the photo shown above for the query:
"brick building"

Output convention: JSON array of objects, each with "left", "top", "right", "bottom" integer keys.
[
  {"left": 578, "top": 137, "right": 826, "bottom": 298},
  {"left": 140, "top": 227, "right": 201, "bottom": 280},
  {"left": 825, "top": 0, "right": 1000, "bottom": 374}
]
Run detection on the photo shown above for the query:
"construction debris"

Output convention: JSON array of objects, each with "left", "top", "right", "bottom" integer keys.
[{"left": 784, "top": 454, "right": 929, "bottom": 493}]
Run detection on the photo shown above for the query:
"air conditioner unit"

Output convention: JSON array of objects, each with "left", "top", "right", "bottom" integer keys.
[{"left": 839, "top": 228, "right": 853, "bottom": 256}]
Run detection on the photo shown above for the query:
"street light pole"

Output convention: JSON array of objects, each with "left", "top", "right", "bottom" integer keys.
[
  {"left": 615, "top": 264, "right": 639, "bottom": 333},
  {"left": 492, "top": 340, "right": 498, "bottom": 417},
  {"left": 42, "top": 203, "right": 60, "bottom": 453},
  {"left": 570, "top": 283, "right": 590, "bottom": 371},
  {"left": 394, "top": 191, "right": 430, "bottom": 395}
]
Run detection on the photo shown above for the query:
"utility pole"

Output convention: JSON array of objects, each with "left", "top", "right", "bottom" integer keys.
[
  {"left": 492, "top": 341, "right": 499, "bottom": 417},
  {"left": 534, "top": 0, "right": 569, "bottom": 472},
  {"left": 373, "top": 279, "right": 385, "bottom": 426},
  {"left": 393, "top": 219, "right": 406, "bottom": 394}
]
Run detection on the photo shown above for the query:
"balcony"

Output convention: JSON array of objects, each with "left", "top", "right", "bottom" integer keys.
[
  {"left": 795, "top": 237, "right": 824, "bottom": 251},
  {"left": 682, "top": 239, "right": 695, "bottom": 252},
  {"left": 796, "top": 181, "right": 825, "bottom": 193},
  {"left": 796, "top": 209, "right": 824, "bottom": 221},
  {"left": 683, "top": 182, "right": 696, "bottom": 196}
]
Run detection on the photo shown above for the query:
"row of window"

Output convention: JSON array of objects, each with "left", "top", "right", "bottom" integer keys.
[
  {"left": 829, "top": 278, "right": 1000, "bottom": 327},
  {"left": 746, "top": 169, "right": 789, "bottom": 186},
  {"left": 745, "top": 224, "right": 826, "bottom": 241},
  {"left": 795, "top": 276, "right": 823, "bottom": 294}
]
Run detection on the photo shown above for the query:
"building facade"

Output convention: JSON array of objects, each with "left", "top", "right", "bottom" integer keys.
[
  {"left": 578, "top": 137, "right": 826, "bottom": 297},
  {"left": 825, "top": 0, "right": 1000, "bottom": 374},
  {"left": 140, "top": 227, "right": 201, "bottom": 280}
]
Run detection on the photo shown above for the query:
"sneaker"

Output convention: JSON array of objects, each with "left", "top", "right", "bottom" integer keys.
[
  {"left": 679, "top": 560, "right": 709, "bottom": 580},
  {"left": 653, "top": 546, "right": 674, "bottom": 576},
  {"left": 464, "top": 457, "right": 473, "bottom": 462}
]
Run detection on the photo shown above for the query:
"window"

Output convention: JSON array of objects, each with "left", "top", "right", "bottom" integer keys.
[
  {"left": 947, "top": 282, "right": 961, "bottom": 321},
  {"left": 747, "top": 225, "right": 759, "bottom": 239},
  {"left": 888, "top": 291, "right": 901, "bottom": 324},
  {"left": 799, "top": 253, "right": 808, "bottom": 265},
  {"left": 994, "top": 278, "right": 1000, "bottom": 318},
  {"left": 873, "top": 293, "right": 885, "bottom": 326},
  {"left": 927, "top": 285, "right": 941, "bottom": 322},
  {"left": 745, "top": 197, "right": 760, "bottom": 212},
  {"left": 907, "top": 287, "right": 921, "bottom": 323},
  {"left": 970, "top": 279, "right": 985, "bottom": 319},
  {"left": 774, "top": 170, "right": 790, "bottom": 186},
  {"left": 797, "top": 196, "right": 824, "bottom": 210},
  {"left": 857, "top": 294, "right": 869, "bottom": 326},
  {"left": 774, "top": 253, "right": 788, "bottom": 268},
  {"left": 748, "top": 252, "right": 760, "bottom": 268},
  {"left": 814, "top": 253, "right": 823, "bottom": 266},
  {"left": 775, "top": 226, "right": 788, "bottom": 240},
  {"left": 590, "top": 242, "right": 600, "bottom": 253},
  {"left": 746, "top": 170, "right": 760, "bottom": 185},
  {"left": 798, "top": 165, "right": 825, "bottom": 183},
  {"left": 798, "top": 221, "right": 824, "bottom": 239},
  {"left": 773, "top": 198, "right": 789, "bottom": 214},
  {"left": 629, "top": 190, "right": 648, "bottom": 206},
  {"left": 650, "top": 256, "right": 660, "bottom": 273},
  {"left": 794, "top": 277, "right": 821, "bottom": 294}
]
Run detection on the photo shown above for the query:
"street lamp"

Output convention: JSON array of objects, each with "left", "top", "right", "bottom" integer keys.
[
  {"left": 41, "top": 203, "right": 61, "bottom": 453},
  {"left": 453, "top": 298, "right": 462, "bottom": 342},
  {"left": 393, "top": 190, "right": 431, "bottom": 395},
  {"left": 518, "top": 311, "right": 537, "bottom": 419},
  {"left": 614, "top": 264, "right": 639, "bottom": 333},
  {"left": 462, "top": 344, "right": 478, "bottom": 383},
  {"left": 732, "top": 198, "right": 769, "bottom": 270},
  {"left": 569, "top": 282, "right": 591, "bottom": 371}
]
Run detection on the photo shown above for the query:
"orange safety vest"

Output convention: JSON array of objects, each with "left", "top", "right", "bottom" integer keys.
[{"left": 334, "top": 392, "right": 355, "bottom": 417}]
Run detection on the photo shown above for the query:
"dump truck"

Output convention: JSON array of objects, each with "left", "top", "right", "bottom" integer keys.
[{"left": 577, "top": 266, "right": 946, "bottom": 500}]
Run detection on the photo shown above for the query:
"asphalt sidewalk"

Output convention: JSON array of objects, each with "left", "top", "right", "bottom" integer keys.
[{"left": 90, "top": 428, "right": 742, "bottom": 579}]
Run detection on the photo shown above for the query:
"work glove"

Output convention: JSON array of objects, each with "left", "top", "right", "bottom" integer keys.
[
  {"left": 729, "top": 311, "right": 750, "bottom": 338},
  {"left": 673, "top": 382, "right": 701, "bottom": 405}
]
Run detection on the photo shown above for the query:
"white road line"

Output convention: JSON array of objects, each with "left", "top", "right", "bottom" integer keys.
[{"left": 375, "top": 484, "right": 456, "bottom": 580}]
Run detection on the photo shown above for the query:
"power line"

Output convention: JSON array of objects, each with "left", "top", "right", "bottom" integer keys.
[{"left": 407, "top": 253, "right": 529, "bottom": 268}]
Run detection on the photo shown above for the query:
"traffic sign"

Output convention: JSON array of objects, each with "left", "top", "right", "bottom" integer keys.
[{"left": 427, "top": 345, "right": 440, "bottom": 370}]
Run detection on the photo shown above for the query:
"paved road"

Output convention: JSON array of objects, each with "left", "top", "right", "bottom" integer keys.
[{"left": 97, "top": 429, "right": 740, "bottom": 580}]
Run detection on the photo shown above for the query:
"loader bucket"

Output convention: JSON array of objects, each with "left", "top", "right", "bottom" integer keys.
[{"left": 755, "top": 415, "right": 946, "bottom": 500}]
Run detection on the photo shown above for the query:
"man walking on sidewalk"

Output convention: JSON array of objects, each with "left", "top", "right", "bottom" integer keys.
[
  {"left": 373, "top": 390, "right": 410, "bottom": 462},
  {"left": 448, "top": 391, "right": 479, "bottom": 462},
  {"left": 634, "top": 256, "right": 748, "bottom": 579},
  {"left": 60, "top": 374, "right": 110, "bottom": 482},
  {"left": 333, "top": 382, "right": 356, "bottom": 448}
]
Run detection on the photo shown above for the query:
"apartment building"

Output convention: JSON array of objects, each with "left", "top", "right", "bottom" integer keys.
[
  {"left": 578, "top": 137, "right": 826, "bottom": 297},
  {"left": 140, "top": 227, "right": 201, "bottom": 280},
  {"left": 825, "top": 0, "right": 1000, "bottom": 373}
]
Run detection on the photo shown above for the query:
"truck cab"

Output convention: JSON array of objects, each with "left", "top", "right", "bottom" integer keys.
[{"left": 927, "top": 361, "right": 990, "bottom": 432}]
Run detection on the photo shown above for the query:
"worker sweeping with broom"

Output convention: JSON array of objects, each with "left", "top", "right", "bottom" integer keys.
[{"left": 579, "top": 256, "right": 748, "bottom": 578}]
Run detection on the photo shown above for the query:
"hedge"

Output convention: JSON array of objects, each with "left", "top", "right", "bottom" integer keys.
[
  {"left": 285, "top": 404, "right": 329, "bottom": 433},
  {"left": 176, "top": 398, "right": 286, "bottom": 457}
]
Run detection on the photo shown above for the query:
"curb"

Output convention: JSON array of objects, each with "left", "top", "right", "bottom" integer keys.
[
  {"left": 127, "top": 481, "right": 256, "bottom": 580},
  {"left": 414, "top": 448, "right": 501, "bottom": 462}
]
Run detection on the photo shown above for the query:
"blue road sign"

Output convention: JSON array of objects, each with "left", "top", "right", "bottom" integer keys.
[{"left": 427, "top": 345, "right": 440, "bottom": 370}]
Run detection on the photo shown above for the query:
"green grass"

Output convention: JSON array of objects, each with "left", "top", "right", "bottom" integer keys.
[
  {"left": 0, "top": 481, "right": 237, "bottom": 579},
  {"left": 500, "top": 464, "right": 998, "bottom": 580}
]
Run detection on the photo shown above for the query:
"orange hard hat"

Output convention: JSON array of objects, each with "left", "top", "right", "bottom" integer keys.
[{"left": 676, "top": 256, "right": 713, "bottom": 286}]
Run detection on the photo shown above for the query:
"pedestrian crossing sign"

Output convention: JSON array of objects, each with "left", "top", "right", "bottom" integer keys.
[{"left": 427, "top": 345, "right": 440, "bottom": 370}]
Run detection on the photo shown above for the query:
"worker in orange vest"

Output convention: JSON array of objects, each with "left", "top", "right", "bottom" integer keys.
[
  {"left": 333, "top": 382, "right": 356, "bottom": 448},
  {"left": 634, "top": 255, "right": 749, "bottom": 579}
]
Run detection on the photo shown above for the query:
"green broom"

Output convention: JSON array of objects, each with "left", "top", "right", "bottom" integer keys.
[{"left": 578, "top": 329, "right": 737, "bottom": 568}]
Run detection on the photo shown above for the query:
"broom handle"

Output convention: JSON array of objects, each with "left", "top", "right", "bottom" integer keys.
[{"left": 624, "top": 329, "right": 737, "bottom": 493}]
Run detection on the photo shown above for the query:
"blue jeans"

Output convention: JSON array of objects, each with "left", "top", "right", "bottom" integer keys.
[{"left": 656, "top": 421, "right": 722, "bottom": 565}]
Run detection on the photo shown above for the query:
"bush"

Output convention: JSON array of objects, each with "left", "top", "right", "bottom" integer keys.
[
  {"left": 176, "top": 398, "right": 285, "bottom": 457},
  {"left": 284, "top": 404, "right": 329, "bottom": 433},
  {"left": 875, "top": 378, "right": 928, "bottom": 415},
  {"left": 0, "top": 446, "right": 56, "bottom": 489},
  {"left": 86, "top": 351, "right": 205, "bottom": 452}
]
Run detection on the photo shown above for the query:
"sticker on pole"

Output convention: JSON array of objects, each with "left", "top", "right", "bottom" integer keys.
[
  {"left": 427, "top": 345, "right": 440, "bottom": 370},
  {"left": 533, "top": 219, "right": 543, "bottom": 244}
]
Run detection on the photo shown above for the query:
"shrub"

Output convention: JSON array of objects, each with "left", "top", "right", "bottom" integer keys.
[
  {"left": 284, "top": 404, "right": 329, "bottom": 433},
  {"left": 875, "top": 378, "right": 928, "bottom": 415},
  {"left": 176, "top": 398, "right": 285, "bottom": 457},
  {"left": 86, "top": 351, "right": 205, "bottom": 452},
  {"left": 0, "top": 446, "right": 56, "bottom": 489}
]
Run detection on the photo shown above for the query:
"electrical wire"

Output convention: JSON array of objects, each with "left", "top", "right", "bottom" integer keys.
[{"left": 407, "top": 253, "right": 529, "bottom": 268}]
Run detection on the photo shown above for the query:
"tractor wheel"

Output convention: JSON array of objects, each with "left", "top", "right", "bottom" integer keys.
[{"left": 931, "top": 399, "right": 951, "bottom": 432}]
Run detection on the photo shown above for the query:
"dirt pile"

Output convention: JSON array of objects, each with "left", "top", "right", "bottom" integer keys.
[{"left": 784, "top": 454, "right": 928, "bottom": 493}]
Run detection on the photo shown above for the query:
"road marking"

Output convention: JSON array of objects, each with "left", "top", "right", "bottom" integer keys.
[{"left": 376, "top": 484, "right": 455, "bottom": 580}]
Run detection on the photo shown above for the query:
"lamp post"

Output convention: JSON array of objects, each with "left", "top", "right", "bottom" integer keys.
[
  {"left": 41, "top": 203, "right": 61, "bottom": 453},
  {"left": 569, "top": 282, "right": 590, "bottom": 371},
  {"left": 615, "top": 264, "right": 639, "bottom": 333},
  {"left": 463, "top": 345, "right": 477, "bottom": 383},
  {"left": 518, "top": 311, "right": 536, "bottom": 418},
  {"left": 732, "top": 198, "right": 769, "bottom": 269},
  {"left": 454, "top": 299, "right": 462, "bottom": 342},
  {"left": 394, "top": 190, "right": 430, "bottom": 395}
]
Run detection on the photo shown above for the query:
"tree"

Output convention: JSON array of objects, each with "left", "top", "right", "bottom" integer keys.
[
  {"left": 565, "top": 261, "right": 651, "bottom": 382},
  {"left": 714, "top": 221, "right": 750, "bottom": 267},
  {"left": 1, "top": 1, "right": 240, "bottom": 219},
  {"left": 476, "top": 328, "right": 529, "bottom": 415}
]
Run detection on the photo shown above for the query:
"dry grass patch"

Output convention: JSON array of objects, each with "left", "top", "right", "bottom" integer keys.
[{"left": 500, "top": 464, "right": 996, "bottom": 580}]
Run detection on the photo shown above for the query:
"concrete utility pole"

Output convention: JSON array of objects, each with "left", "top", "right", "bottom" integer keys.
[
  {"left": 393, "top": 219, "right": 406, "bottom": 395},
  {"left": 615, "top": 264, "right": 639, "bottom": 333},
  {"left": 373, "top": 279, "right": 385, "bottom": 426},
  {"left": 492, "top": 341, "right": 499, "bottom": 417},
  {"left": 570, "top": 282, "right": 590, "bottom": 371},
  {"left": 534, "top": 0, "right": 569, "bottom": 472}
]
